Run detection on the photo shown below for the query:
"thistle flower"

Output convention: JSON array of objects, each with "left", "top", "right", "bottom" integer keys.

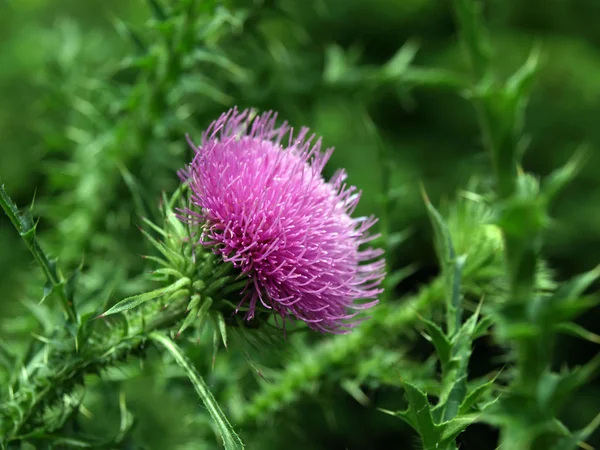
[{"left": 179, "top": 108, "right": 385, "bottom": 333}]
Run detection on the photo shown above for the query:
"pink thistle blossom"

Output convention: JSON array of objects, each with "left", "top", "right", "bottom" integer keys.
[{"left": 179, "top": 108, "right": 385, "bottom": 333}]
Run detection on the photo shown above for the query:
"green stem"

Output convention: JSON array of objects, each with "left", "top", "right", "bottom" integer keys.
[
  {"left": 0, "top": 183, "right": 78, "bottom": 323},
  {"left": 3, "top": 300, "right": 188, "bottom": 442}
]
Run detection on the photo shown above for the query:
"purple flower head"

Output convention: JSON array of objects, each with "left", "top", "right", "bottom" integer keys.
[{"left": 179, "top": 108, "right": 385, "bottom": 333}]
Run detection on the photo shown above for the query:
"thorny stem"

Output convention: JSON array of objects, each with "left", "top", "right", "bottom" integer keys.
[
  {"left": 450, "top": 0, "right": 538, "bottom": 377},
  {"left": 0, "top": 183, "right": 78, "bottom": 324},
  {"left": 450, "top": 0, "right": 551, "bottom": 448},
  {"left": 238, "top": 277, "right": 445, "bottom": 424},
  {"left": 4, "top": 300, "right": 188, "bottom": 442}
]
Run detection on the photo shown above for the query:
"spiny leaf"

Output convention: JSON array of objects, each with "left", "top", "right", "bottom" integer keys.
[
  {"left": 398, "top": 381, "right": 440, "bottom": 447},
  {"left": 537, "top": 354, "right": 600, "bottom": 412},
  {"left": 420, "top": 317, "right": 452, "bottom": 374},
  {"left": 458, "top": 375, "right": 499, "bottom": 415},
  {"left": 99, "top": 277, "right": 190, "bottom": 317},
  {"left": 473, "top": 315, "right": 494, "bottom": 339},
  {"left": 549, "top": 266, "right": 600, "bottom": 306},
  {"left": 439, "top": 413, "right": 481, "bottom": 444},
  {"left": 542, "top": 147, "right": 588, "bottom": 204},
  {"left": 422, "top": 185, "right": 463, "bottom": 336},
  {"left": 550, "top": 413, "right": 600, "bottom": 450},
  {"left": 150, "top": 332, "right": 245, "bottom": 450}
]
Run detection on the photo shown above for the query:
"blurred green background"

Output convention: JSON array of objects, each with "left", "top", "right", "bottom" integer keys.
[{"left": 1, "top": 0, "right": 599, "bottom": 448}]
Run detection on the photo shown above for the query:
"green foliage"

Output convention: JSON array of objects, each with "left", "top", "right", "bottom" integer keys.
[{"left": 1, "top": 0, "right": 599, "bottom": 449}]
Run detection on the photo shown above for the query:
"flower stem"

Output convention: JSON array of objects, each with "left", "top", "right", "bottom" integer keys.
[{"left": 0, "top": 183, "right": 78, "bottom": 324}]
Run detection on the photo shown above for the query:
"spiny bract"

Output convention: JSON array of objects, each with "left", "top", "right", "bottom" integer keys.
[{"left": 179, "top": 108, "right": 385, "bottom": 333}]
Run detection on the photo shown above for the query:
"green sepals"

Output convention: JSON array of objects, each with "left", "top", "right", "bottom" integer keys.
[
  {"left": 177, "top": 296, "right": 212, "bottom": 338},
  {"left": 141, "top": 216, "right": 168, "bottom": 238},
  {"left": 212, "top": 327, "right": 220, "bottom": 369},
  {"left": 152, "top": 267, "right": 185, "bottom": 279},
  {"left": 100, "top": 277, "right": 191, "bottom": 317},
  {"left": 212, "top": 312, "right": 228, "bottom": 350},
  {"left": 150, "top": 332, "right": 245, "bottom": 450},
  {"left": 205, "top": 275, "right": 236, "bottom": 296},
  {"left": 140, "top": 227, "right": 187, "bottom": 269}
]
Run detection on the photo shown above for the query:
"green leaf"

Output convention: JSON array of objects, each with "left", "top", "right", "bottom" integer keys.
[
  {"left": 146, "top": 0, "right": 167, "bottom": 20},
  {"left": 100, "top": 277, "right": 190, "bottom": 317},
  {"left": 397, "top": 381, "right": 441, "bottom": 447},
  {"left": 549, "top": 266, "right": 600, "bottom": 306},
  {"left": 554, "top": 322, "right": 600, "bottom": 344},
  {"left": 381, "top": 39, "right": 419, "bottom": 79},
  {"left": 341, "top": 379, "right": 371, "bottom": 406},
  {"left": 421, "top": 318, "right": 452, "bottom": 374},
  {"left": 550, "top": 413, "right": 600, "bottom": 450},
  {"left": 541, "top": 147, "right": 588, "bottom": 204},
  {"left": 150, "top": 332, "right": 245, "bottom": 450},
  {"left": 422, "top": 186, "right": 463, "bottom": 336},
  {"left": 537, "top": 354, "right": 600, "bottom": 412},
  {"left": 386, "top": 263, "right": 418, "bottom": 291},
  {"left": 473, "top": 315, "right": 494, "bottom": 339},
  {"left": 387, "top": 229, "right": 413, "bottom": 251},
  {"left": 440, "top": 413, "right": 480, "bottom": 444},
  {"left": 112, "top": 17, "right": 146, "bottom": 52},
  {"left": 0, "top": 339, "right": 16, "bottom": 371},
  {"left": 458, "top": 375, "right": 499, "bottom": 415}
]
